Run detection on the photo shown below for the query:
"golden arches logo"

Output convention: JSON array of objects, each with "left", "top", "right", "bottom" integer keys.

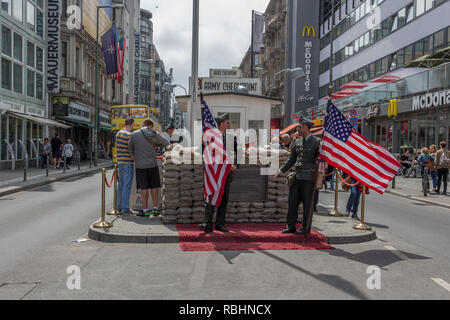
[{"left": 302, "top": 25, "right": 316, "bottom": 38}]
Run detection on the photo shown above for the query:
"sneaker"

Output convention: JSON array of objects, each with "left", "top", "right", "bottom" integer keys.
[
  {"left": 121, "top": 209, "right": 135, "bottom": 215},
  {"left": 137, "top": 210, "right": 150, "bottom": 217},
  {"left": 152, "top": 209, "right": 160, "bottom": 217},
  {"left": 352, "top": 214, "right": 359, "bottom": 220}
]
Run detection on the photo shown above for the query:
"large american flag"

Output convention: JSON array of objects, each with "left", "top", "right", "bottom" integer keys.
[
  {"left": 320, "top": 103, "right": 401, "bottom": 194},
  {"left": 202, "top": 101, "right": 231, "bottom": 207}
]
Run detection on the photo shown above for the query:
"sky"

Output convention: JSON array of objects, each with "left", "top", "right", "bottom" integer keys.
[{"left": 140, "top": 0, "right": 270, "bottom": 95}]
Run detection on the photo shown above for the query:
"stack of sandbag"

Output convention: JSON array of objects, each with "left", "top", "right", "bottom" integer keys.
[{"left": 161, "top": 160, "right": 180, "bottom": 224}]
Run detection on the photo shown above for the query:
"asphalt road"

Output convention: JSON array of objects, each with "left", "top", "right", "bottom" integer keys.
[{"left": 0, "top": 173, "right": 449, "bottom": 300}]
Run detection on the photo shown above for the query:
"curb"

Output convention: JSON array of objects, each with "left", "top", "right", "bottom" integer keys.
[
  {"left": 88, "top": 224, "right": 377, "bottom": 245},
  {"left": 386, "top": 189, "right": 450, "bottom": 210},
  {"left": 0, "top": 164, "right": 114, "bottom": 198}
]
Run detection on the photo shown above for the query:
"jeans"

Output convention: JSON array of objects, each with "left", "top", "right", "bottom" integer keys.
[
  {"left": 346, "top": 179, "right": 361, "bottom": 216},
  {"left": 430, "top": 170, "right": 438, "bottom": 189},
  {"left": 330, "top": 171, "right": 335, "bottom": 190},
  {"left": 116, "top": 164, "right": 134, "bottom": 211}
]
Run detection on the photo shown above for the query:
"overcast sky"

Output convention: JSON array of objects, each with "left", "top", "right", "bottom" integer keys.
[{"left": 140, "top": 0, "right": 270, "bottom": 95}]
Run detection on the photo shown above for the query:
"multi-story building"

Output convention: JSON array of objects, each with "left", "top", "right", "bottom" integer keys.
[
  {"left": 0, "top": 0, "right": 67, "bottom": 169},
  {"left": 313, "top": 0, "right": 450, "bottom": 152}
]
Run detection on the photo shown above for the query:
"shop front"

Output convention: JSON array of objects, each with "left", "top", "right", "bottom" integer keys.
[
  {"left": 364, "top": 89, "right": 450, "bottom": 154},
  {"left": 0, "top": 101, "right": 70, "bottom": 170}
]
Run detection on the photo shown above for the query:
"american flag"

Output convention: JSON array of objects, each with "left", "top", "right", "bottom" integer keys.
[
  {"left": 202, "top": 101, "right": 231, "bottom": 207},
  {"left": 320, "top": 103, "right": 401, "bottom": 194}
]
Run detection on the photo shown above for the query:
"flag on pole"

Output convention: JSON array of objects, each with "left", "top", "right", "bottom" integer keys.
[
  {"left": 319, "top": 103, "right": 401, "bottom": 194},
  {"left": 115, "top": 29, "right": 125, "bottom": 83},
  {"left": 202, "top": 100, "right": 231, "bottom": 207},
  {"left": 101, "top": 25, "right": 119, "bottom": 80}
]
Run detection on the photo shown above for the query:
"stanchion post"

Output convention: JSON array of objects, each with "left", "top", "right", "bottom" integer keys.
[
  {"left": 78, "top": 152, "right": 81, "bottom": 171},
  {"left": 329, "top": 169, "right": 344, "bottom": 217},
  {"left": 107, "top": 165, "right": 121, "bottom": 215},
  {"left": 94, "top": 168, "right": 113, "bottom": 229},
  {"left": 63, "top": 156, "right": 66, "bottom": 174},
  {"left": 353, "top": 185, "right": 372, "bottom": 231}
]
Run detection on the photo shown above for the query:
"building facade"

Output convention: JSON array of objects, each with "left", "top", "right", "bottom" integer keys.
[
  {"left": 308, "top": 0, "right": 450, "bottom": 153},
  {"left": 0, "top": 0, "right": 65, "bottom": 169}
]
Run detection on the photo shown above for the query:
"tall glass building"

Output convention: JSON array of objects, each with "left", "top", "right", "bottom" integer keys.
[{"left": 310, "top": 0, "right": 450, "bottom": 153}]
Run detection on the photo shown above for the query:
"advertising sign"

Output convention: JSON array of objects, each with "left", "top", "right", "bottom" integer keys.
[
  {"left": 47, "top": 0, "right": 60, "bottom": 93},
  {"left": 52, "top": 97, "right": 69, "bottom": 117},
  {"left": 287, "top": 0, "right": 320, "bottom": 118}
]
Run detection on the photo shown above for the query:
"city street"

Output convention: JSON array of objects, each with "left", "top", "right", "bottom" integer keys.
[{"left": 0, "top": 172, "right": 449, "bottom": 300}]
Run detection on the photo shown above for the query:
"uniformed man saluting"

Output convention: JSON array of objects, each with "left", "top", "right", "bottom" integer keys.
[{"left": 274, "top": 117, "right": 320, "bottom": 235}]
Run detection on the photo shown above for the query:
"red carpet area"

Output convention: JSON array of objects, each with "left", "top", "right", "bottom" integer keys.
[{"left": 176, "top": 224, "right": 335, "bottom": 252}]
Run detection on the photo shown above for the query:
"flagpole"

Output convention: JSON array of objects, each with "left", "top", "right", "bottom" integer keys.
[
  {"left": 327, "top": 0, "right": 344, "bottom": 217},
  {"left": 95, "top": 5, "right": 100, "bottom": 167},
  {"left": 251, "top": 10, "right": 254, "bottom": 78}
]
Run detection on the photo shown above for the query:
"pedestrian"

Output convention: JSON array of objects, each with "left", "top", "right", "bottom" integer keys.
[
  {"left": 429, "top": 145, "right": 438, "bottom": 194},
  {"left": 327, "top": 165, "right": 335, "bottom": 190},
  {"left": 129, "top": 119, "right": 169, "bottom": 217},
  {"left": 51, "top": 133, "right": 63, "bottom": 169},
  {"left": 161, "top": 124, "right": 176, "bottom": 144},
  {"left": 41, "top": 138, "right": 50, "bottom": 169},
  {"left": 399, "top": 150, "right": 412, "bottom": 177},
  {"left": 280, "top": 134, "right": 291, "bottom": 151},
  {"left": 199, "top": 113, "right": 238, "bottom": 233},
  {"left": 116, "top": 118, "right": 135, "bottom": 214},
  {"left": 435, "top": 141, "right": 450, "bottom": 196},
  {"left": 274, "top": 117, "right": 320, "bottom": 235},
  {"left": 62, "top": 139, "right": 74, "bottom": 169},
  {"left": 417, "top": 147, "right": 431, "bottom": 187},
  {"left": 345, "top": 177, "right": 368, "bottom": 220}
]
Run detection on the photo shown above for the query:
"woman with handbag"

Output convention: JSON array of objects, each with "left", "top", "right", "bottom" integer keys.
[{"left": 417, "top": 147, "right": 432, "bottom": 193}]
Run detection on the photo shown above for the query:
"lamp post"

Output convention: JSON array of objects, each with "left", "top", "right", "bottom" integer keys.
[{"left": 95, "top": 4, "right": 126, "bottom": 166}]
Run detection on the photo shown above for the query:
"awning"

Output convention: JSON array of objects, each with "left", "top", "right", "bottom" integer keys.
[
  {"left": 56, "top": 117, "right": 95, "bottom": 129},
  {"left": 280, "top": 123, "right": 299, "bottom": 135},
  {"left": 405, "top": 46, "right": 450, "bottom": 68},
  {"left": 339, "top": 81, "right": 368, "bottom": 90},
  {"left": 371, "top": 74, "right": 402, "bottom": 83},
  {"left": 8, "top": 112, "right": 71, "bottom": 129}
]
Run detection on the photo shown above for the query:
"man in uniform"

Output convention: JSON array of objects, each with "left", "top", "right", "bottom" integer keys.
[
  {"left": 275, "top": 117, "right": 320, "bottom": 235},
  {"left": 200, "top": 113, "right": 238, "bottom": 233}
]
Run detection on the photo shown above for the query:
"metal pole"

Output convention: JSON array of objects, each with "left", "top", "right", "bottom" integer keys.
[
  {"left": 108, "top": 165, "right": 121, "bottom": 215},
  {"left": 77, "top": 151, "right": 81, "bottom": 171},
  {"left": 353, "top": 185, "right": 372, "bottom": 231},
  {"left": 251, "top": 10, "right": 254, "bottom": 79},
  {"left": 190, "top": 0, "right": 199, "bottom": 134},
  {"left": 329, "top": 169, "right": 344, "bottom": 216},
  {"left": 94, "top": 168, "right": 113, "bottom": 229},
  {"left": 94, "top": 6, "right": 100, "bottom": 167}
]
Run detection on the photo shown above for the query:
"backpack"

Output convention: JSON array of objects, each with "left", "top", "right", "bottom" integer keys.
[{"left": 439, "top": 150, "right": 450, "bottom": 168}]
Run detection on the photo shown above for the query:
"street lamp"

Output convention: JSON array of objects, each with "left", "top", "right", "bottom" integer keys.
[
  {"left": 163, "top": 83, "right": 188, "bottom": 95},
  {"left": 95, "top": 3, "right": 126, "bottom": 166}
]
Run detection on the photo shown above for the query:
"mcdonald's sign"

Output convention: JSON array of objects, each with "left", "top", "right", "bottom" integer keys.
[
  {"left": 302, "top": 25, "right": 316, "bottom": 38},
  {"left": 388, "top": 99, "right": 398, "bottom": 117}
]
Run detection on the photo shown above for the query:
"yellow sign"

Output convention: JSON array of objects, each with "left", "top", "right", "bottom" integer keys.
[
  {"left": 388, "top": 99, "right": 398, "bottom": 117},
  {"left": 302, "top": 25, "right": 316, "bottom": 38}
]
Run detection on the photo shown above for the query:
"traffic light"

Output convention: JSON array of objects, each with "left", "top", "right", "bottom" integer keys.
[{"left": 388, "top": 99, "right": 398, "bottom": 117}]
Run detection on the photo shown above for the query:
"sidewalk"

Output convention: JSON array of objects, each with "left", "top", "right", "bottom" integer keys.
[
  {"left": 386, "top": 175, "right": 450, "bottom": 209},
  {"left": 0, "top": 159, "right": 113, "bottom": 197}
]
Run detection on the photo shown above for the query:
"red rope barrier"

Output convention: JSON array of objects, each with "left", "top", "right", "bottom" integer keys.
[
  {"left": 337, "top": 170, "right": 360, "bottom": 187},
  {"left": 323, "top": 172, "right": 334, "bottom": 178},
  {"left": 105, "top": 171, "right": 115, "bottom": 188}
]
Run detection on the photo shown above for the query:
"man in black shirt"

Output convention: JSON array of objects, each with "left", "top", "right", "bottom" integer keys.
[
  {"left": 399, "top": 151, "right": 412, "bottom": 176},
  {"left": 51, "top": 133, "right": 63, "bottom": 169}
]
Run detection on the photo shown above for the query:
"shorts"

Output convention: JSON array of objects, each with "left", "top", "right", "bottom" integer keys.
[
  {"left": 136, "top": 167, "right": 161, "bottom": 190},
  {"left": 53, "top": 151, "right": 62, "bottom": 159}
]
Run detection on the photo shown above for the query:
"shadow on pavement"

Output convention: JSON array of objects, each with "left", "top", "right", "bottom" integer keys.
[
  {"left": 218, "top": 251, "right": 256, "bottom": 265},
  {"left": 327, "top": 248, "right": 432, "bottom": 270},
  {"left": 260, "top": 251, "right": 369, "bottom": 299}
]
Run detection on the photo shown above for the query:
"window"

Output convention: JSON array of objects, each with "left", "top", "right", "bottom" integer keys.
[
  {"left": 26, "top": 1, "right": 35, "bottom": 30},
  {"left": 397, "top": 48, "right": 405, "bottom": 67},
  {"left": 1, "top": 58, "right": 12, "bottom": 90},
  {"left": 423, "top": 35, "right": 433, "bottom": 55},
  {"left": 381, "top": 56, "right": 389, "bottom": 73},
  {"left": 2, "top": 25, "right": 12, "bottom": 57},
  {"left": 36, "top": 10, "right": 43, "bottom": 38},
  {"left": 13, "top": 33, "right": 22, "bottom": 61},
  {"left": 391, "top": 15, "right": 398, "bottom": 32},
  {"left": 414, "top": 39, "right": 424, "bottom": 59},
  {"left": 389, "top": 53, "right": 397, "bottom": 71},
  {"left": 27, "top": 69, "right": 34, "bottom": 97},
  {"left": 416, "top": 0, "right": 425, "bottom": 16},
  {"left": 434, "top": 29, "right": 445, "bottom": 51},
  {"left": 404, "top": 44, "right": 414, "bottom": 64},
  {"left": 13, "top": 63, "right": 22, "bottom": 93},
  {"left": 397, "top": 7, "right": 406, "bottom": 28},
  {"left": 375, "top": 59, "right": 382, "bottom": 76},
  {"left": 381, "top": 18, "right": 390, "bottom": 37},
  {"left": 36, "top": 46, "right": 42, "bottom": 71},
  {"left": 406, "top": 3, "right": 414, "bottom": 23},
  {"left": 12, "top": 0, "right": 22, "bottom": 22},
  {"left": 369, "top": 62, "right": 376, "bottom": 79},
  {"left": 27, "top": 41, "right": 34, "bottom": 67},
  {"left": 425, "top": 0, "right": 434, "bottom": 11},
  {"left": 1, "top": 0, "right": 11, "bottom": 15},
  {"left": 36, "top": 73, "right": 43, "bottom": 100}
]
